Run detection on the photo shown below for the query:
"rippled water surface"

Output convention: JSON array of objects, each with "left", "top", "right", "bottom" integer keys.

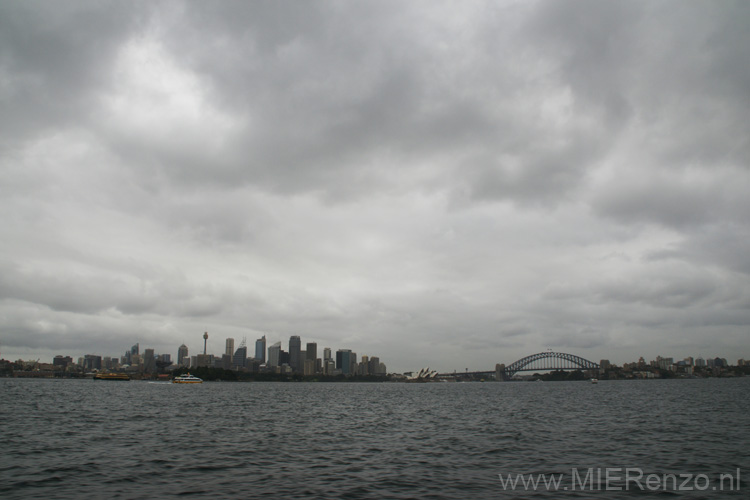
[{"left": 1, "top": 378, "right": 748, "bottom": 498}]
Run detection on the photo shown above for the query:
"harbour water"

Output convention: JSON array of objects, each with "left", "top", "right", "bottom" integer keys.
[{"left": 1, "top": 378, "right": 748, "bottom": 498}]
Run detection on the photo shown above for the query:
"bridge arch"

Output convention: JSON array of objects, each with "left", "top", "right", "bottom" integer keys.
[{"left": 501, "top": 351, "right": 599, "bottom": 379}]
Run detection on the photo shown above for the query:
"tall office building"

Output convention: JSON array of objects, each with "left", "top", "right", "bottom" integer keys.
[
  {"left": 226, "top": 338, "right": 235, "bottom": 357},
  {"left": 289, "top": 336, "right": 301, "bottom": 373},
  {"left": 177, "top": 344, "right": 189, "bottom": 366},
  {"left": 336, "top": 349, "right": 353, "bottom": 375},
  {"left": 306, "top": 343, "right": 317, "bottom": 362},
  {"left": 127, "top": 343, "right": 139, "bottom": 364},
  {"left": 368, "top": 356, "right": 380, "bottom": 375},
  {"left": 323, "top": 347, "right": 332, "bottom": 361},
  {"left": 255, "top": 335, "right": 266, "bottom": 363},
  {"left": 233, "top": 345, "right": 247, "bottom": 369},
  {"left": 143, "top": 349, "right": 155, "bottom": 373},
  {"left": 267, "top": 342, "right": 281, "bottom": 367},
  {"left": 131, "top": 353, "right": 142, "bottom": 367}
]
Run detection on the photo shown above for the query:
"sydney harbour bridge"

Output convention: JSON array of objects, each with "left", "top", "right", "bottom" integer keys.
[{"left": 437, "top": 351, "right": 600, "bottom": 381}]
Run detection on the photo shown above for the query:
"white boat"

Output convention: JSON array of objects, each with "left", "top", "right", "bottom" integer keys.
[
  {"left": 591, "top": 378, "right": 598, "bottom": 384},
  {"left": 172, "top": 373, "right": 203, "bottom": 384}
]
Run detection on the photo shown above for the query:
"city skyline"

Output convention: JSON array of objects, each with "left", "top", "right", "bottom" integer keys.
[
  {"left": 1, "top": 2, "right": 748, "bottom": 372},
  {"left": 3, "top": 330, "right": 745, "bottom": 377}
]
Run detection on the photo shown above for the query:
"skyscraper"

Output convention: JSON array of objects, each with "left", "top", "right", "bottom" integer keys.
[
  {"left": 306, "top": 343, "right": 317, "bottom": 362},
  {"left": 129, "top": 343, "right": 139, "bottom": 364},
  {"left": 267, "top": 342, "right": 281, "bottom": 367},
  {"left": 368, "top": 356, "right": 381, "bottom": 375},
  {"left": 289, "top": 336, "right": 301, "bottom": 373},
  {"left": 233, "top": 345, "right": 247, "bottom": 370},
  {"left": 336, "top": 349, "right": 353, "bottom": 375},
  {"left": 226, "top": 338, "right": 235, "bottom": 357},
  {"left": 178, "top": 344, "right": 189, "bottom": 366},
  {"left": 323, "top": 347, "right": 332, "bottom": 361},
  {"left": 350, "top": 352, "right": 357, "bottom": 375},
  {"left": 255, "top": 335, "right": 266, "bottom": 363},
  {"left": 143, "top": 349, "right": 155, "bottom": 373}
]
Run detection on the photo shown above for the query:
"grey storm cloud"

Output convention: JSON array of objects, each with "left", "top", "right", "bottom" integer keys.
[{"left": 1, "top": 0, "right": 748, "bottom": 370}]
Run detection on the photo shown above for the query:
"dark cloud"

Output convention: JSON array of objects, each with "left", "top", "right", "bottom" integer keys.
[
  {"left": 0, "top": 1, "right": 145, "bottom": 146},
  {"left": 1, "top": 1, "right": 748, "bottom": 370}
]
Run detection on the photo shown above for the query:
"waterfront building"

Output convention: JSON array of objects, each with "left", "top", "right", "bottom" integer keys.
[
  {"left": 226, "top": 338, "right": 235, "bottom": 357},
  {"left": 289, "top": 336, "right": 301, "bottom": 373},
  {"left": 178, "top": 344, "right": 189, "bottom": 366},
  {"left": 656, "top": 356, "right": 674, "bottom": 370},
  {"left": 53, "top": 355, "right": 72, "bottom": 368},
  {"left": 323, "top": 347, "right": 332, "bottom": 362},
  {"left": 83, "top": 354, "right": 102, "bottom": 372},
  {"left": 495, "top": 363, "right": 506, "bottom": 381},
  {"left": 267, "top": 342, "right": 281, "bottom": 367},
  {"left": 255, "top": 335, "right": 266, "bottom": 363}
]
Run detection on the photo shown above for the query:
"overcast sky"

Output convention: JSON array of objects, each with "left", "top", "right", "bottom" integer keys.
[{"left": 1, "top": 1, "right": 748, "bottom": 372}]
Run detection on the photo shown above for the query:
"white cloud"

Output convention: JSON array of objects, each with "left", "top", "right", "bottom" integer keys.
[{"left": 1, "top": 1, "right": 748, "bottom": 371}]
